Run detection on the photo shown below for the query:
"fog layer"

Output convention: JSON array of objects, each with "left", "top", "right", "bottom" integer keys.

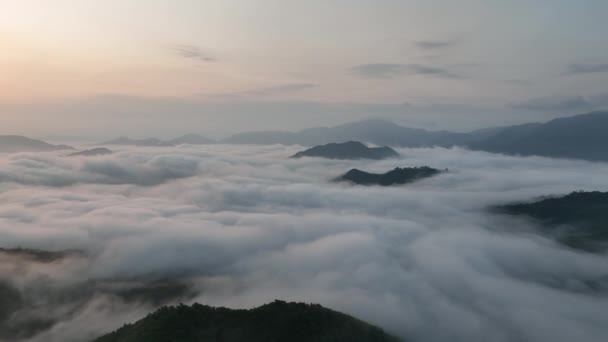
[{"left": 0, "top": 145, "right": 607, "bottom": 342}]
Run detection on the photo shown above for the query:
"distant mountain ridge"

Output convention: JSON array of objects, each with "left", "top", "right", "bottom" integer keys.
[
  {"left": 0, "top": 136, "right": 74, "bottom": 153},
  {"left": 470, "top": 111, "right": 608, "bottom": 161},
  {"left": 291, "top": 141, "right": 399, "bottom": 160},
  {"left": 12, "top": 111, "right": 608, "bottom": 162},
  {"left": 222, "top": 119, "right": 474, "bottom": 147},
  {"left": 167, "top": 134, "right": 215, "bottom": 145},
  {"left": 101, "top": 134, "right": 214, "bottom": 147},
  {"left": 223, "top": 111, "right": 608, "bottom": 162}
]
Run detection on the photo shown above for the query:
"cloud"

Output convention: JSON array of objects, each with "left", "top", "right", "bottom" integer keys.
[
  {"left": 499, "top": 79, "right": 531, "bottom": 86},
  {"left": 405, "top": 64, "right": 464, "bottom": 79},
  {"left": 1, "top": 145, "right": 608, "bottom": 341},
  {"left": 250, "top": 83, "right": 318, "bottom": 95},
  {"left": 172, "top": 44, "right": 216, "bottom": 62},
  {"left": 350, "top": 63, "right": 464, "bottom": 79},
  {"left": 205, "top": 83, "right": 318, "bottom": 99},
  {"left": 0, "top": 152, "right": 202, "bottom": 186},
  {"left": 567, "top": 63, "right": 608, "bottom": 74},
  {"left": 414, "top": 40, "right": 455, "bottom": 50},
  {"left": 509, "top": 94, "right": 608, "bottom": 111},
  {"left": 350, "top": 64, "right": 406, "bottom": 78}
]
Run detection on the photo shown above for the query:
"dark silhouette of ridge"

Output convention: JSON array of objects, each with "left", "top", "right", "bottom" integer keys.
[
  {"left": 94, "top": 300, "right": 401, "bottom": 342},
  {"left": 336, "top": 167, "right": 442, "bottom": 186},
  {"left": 291, "top": 141, "right": 399, "bottom": 160},
  {"left": 470, "top": 111, "right": 608, "bottom": 161},
  {"left": 0, "top": 247, "right": 84, "bottom": 263},
  {"left": 496, "top": 191, "right": 608, "bottom": 252}
]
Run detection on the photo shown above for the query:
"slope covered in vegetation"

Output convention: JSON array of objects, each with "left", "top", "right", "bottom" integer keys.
[{"left": 94, "top": 300, "right": 401, "bottom": 342}]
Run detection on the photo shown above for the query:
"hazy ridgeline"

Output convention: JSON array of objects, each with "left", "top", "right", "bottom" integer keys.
[{"left": 0, "top": 144, "right": 608, "bottom": 341}]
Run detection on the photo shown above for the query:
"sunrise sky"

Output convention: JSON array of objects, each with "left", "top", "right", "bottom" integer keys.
[{"left": 1, "top": 0, "right": 608, "bottom": 138}]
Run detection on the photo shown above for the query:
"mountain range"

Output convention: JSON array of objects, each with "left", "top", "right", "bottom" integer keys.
[
  {"left": 468, "top": 111, "right": 608, "bottom": 161},
  {"left": 222, "top": 111, "right": 608, "bottom": 161},
  {"left": 101, "top": 134, "right": 214, "bottom": 147},
  {"left": 0, "top": 136, "right": 74, "bottom": 153},
  {"left": 3, "top": 111, "right": 608, "bottom": 162},
  {"left": 221, "top": 118, "right": 498, "bottom": 147}
]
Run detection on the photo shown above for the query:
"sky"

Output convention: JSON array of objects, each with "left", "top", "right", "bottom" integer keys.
[{"left": 1, "top": 0, "right": 608, "bottom": 138}]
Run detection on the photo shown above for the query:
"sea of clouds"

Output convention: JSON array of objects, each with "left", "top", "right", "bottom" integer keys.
[{"left": 1, "top": 144, "right": 608, "bottom": 342}]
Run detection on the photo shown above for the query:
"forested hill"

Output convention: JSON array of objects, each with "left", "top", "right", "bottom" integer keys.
[{"left": 94, "top": 300, "right": 401, "bottom": 342}]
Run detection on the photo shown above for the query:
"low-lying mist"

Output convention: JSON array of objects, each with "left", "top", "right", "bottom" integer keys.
[{"left": 1, "top": 145, "right": 608, "bottom": 342}]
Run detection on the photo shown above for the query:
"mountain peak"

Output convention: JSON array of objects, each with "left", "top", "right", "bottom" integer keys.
[
  {"left": 337, "top": 166, "right": 442, "bottom": 186},
  {"left": 94, "top": 301, "right": 401, "bottom": 342},
  {"left": 291, "top": 141, "right": 399, "bottom": 160}
]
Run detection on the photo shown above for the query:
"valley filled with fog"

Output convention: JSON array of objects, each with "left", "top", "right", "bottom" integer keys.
[{"left": 1, "top": 144, "right": 608, "bottom": 342}]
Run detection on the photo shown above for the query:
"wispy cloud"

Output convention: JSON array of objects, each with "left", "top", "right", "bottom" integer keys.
[
  {"left": 350, "top": 64, "right": 406, "bottom": 78},
  {"left": 245, "top": 83, "right": 318, "bottom": 96},
  {"left": 414, "top": 40, "right": 455, "bottom": 50},
  {"left": 202, "top": 83, "right": 318, "bottom": 99},
  {"left": 172, "top": 44, "right": 216, "bottom": 62},
  {"left": 567, "top": 63, "right": 608, "bottom": 74},
  {"left": 350, "top": 63, "right": 464, "bottom": 79}
]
